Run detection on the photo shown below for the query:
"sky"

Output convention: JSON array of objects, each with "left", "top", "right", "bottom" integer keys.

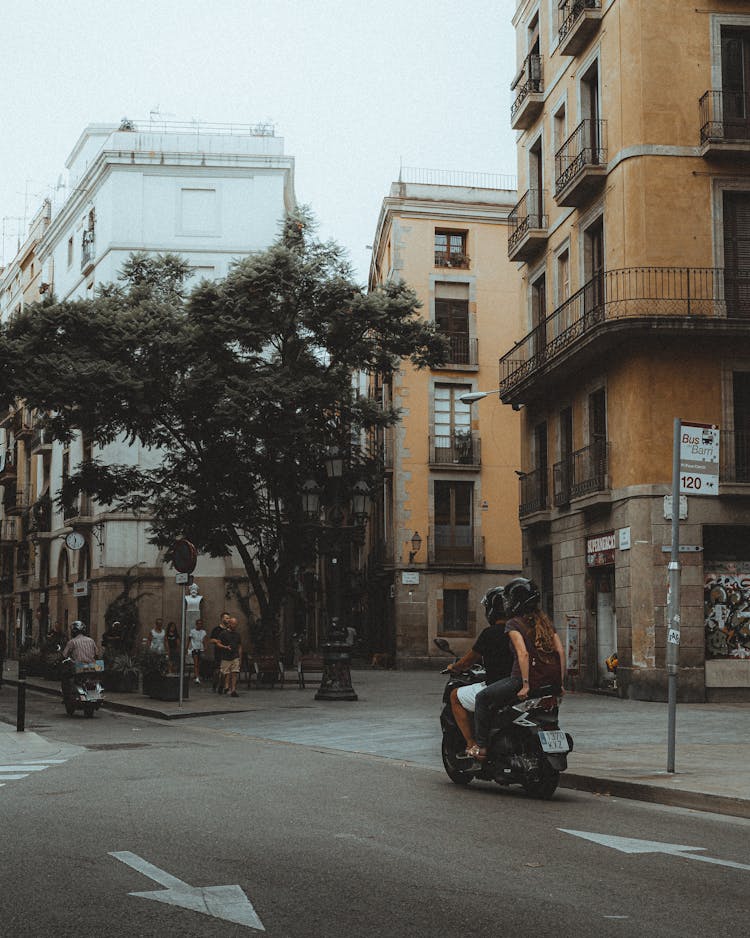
[{"left": 0, "top": 0, "right": 518, "bottom": 284}]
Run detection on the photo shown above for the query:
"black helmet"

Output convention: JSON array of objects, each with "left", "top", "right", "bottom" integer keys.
[
  {"left": 70, "top": 620, "right": 87, "bottom": 637},
  {"left": 504, "top": 578, "right": 541, "bottom": 616},
  {"left": 481, "top": 587, "right": 507, "bottom": 625}
]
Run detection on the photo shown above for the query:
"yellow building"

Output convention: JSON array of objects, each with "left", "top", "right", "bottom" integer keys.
[
  {"left": 368, "top": 170, "right": 523, "bottom": 667},
  {"left": 506, "top": 0, "right": 750, "bottom": 699}
]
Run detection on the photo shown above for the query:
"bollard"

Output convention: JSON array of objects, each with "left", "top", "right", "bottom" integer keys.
[{"left": 16, "top": 665, "right": 26, "bottom": 732}]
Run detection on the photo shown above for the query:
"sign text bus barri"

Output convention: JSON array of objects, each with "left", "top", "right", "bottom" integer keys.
[{"left": 679, "top": 423, "right": 719, "bottom": 496}]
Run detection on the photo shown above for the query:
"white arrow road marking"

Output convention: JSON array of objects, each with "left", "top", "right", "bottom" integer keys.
[
  {"left": 560, "top": 829, "right": 750, "bottom": 872},
  {"left": 110, "top": 851, "right": 265, "bottom": 931},
  {"left": 0, "top": 774, "right": 30, "bottom": 780},
  {"left": 0, "top": 765, "right": 52, "bottom": 772}
]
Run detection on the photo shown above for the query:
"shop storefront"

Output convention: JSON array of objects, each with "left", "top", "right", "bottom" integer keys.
[{"left": 586, "top": 531, "right": 617, "bottom": 689}]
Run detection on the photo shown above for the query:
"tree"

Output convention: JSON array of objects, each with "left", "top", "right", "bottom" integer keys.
[{"left": 1, "top": 210, "right": 446, "bottom": 647}]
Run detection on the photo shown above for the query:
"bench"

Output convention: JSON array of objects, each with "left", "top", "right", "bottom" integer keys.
[
  {"left": 297, "top": 654, "right": 325, "bottom": 689},
  {"left": 249, "top": 655, "right": 285, "bottom": 689}
]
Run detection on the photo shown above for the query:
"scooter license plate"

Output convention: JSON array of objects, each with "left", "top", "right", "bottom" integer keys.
[{"left": 538, "top": 730, "right": 569, "bottom": 754}]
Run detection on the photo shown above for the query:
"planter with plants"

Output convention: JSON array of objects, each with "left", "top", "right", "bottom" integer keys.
[
  {"left": 102, "top": 653, "right": 140, "bottom": 693},
  {"left": 139, "top": 650, "right": 189, "bottom": 701}
]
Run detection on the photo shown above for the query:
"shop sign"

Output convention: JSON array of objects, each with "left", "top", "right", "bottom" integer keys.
[
  {"left": 73, "top": 580, "right": 89, "bottom": 597},
  {"left": 587, "top": 532, "right": 616, "bottom": 567},
  {"left": 565, "top": 615, "right": 580, "bottom": 674},
  {"left": 402, "top": 571, "right": 419, "bottom": 585}
]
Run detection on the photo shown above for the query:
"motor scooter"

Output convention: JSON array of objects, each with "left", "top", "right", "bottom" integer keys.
[
  {"left": 61, "top": 658, "right": 104, "bottom": 718},
  {"left": 435, "top": 638, "right": 573, "bottom": 799}
]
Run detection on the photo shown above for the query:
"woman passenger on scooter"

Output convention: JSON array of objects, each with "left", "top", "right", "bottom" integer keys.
[{"left": 468, "top": 578, "right": 565, "bottom": 762}]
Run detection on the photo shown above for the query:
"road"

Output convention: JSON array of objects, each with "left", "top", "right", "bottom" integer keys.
[{"left": 0, "top": 688, "right": 747, "bottom": 937}]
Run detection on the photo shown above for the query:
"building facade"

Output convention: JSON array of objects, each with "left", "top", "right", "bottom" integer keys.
[
  {"left": 368, "top": 171, "right": 523, "bottom": 667},
  {"left": 0, "top": 120, "right": 295, "bottom": 654},
  {"left": 506, "top": 1, "right": 750, "bottom": 700}
]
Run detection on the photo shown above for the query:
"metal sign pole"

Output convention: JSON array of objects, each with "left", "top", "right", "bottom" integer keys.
[{"left": 666, "top": 417, "right": 682, "bottom": 773}]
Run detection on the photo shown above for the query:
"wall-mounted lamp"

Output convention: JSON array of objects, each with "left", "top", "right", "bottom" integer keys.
[{"left": 408, "top": 531, "right": 422, "bottom": 564}]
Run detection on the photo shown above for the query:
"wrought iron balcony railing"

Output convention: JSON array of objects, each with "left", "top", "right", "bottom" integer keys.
[
  {"left": 511, "top": 53, "right": 543, "bottom": 122},
  {"left": 434, "top": 251, "right": 470, "bottom": 269},
  {"left": 30, "top": 427, "right": 53, "bottom": 453},
  {"left": 720, "top": 429, "right": 750, "bottom": 484},
  {"left": 553, "top": 441, "right": 609, "bottom": 505},
  {"left": 429, "top": 432, "right": 481, "bottom": 468},
  {"left": 81, "top": 230, "right": 95, "bottom": 271},
  {"left": 519, "top": 467, "right": 549, "bottom": 517},
  {"left": 554, "top": 118, "right": 607, "bottom": 196},
  {"left": 700, "top": 90, "right": 750, "bottom": 147},
  {"left": 508, "top": 189, "right": 548, "bottom": 257},
  {"left": 557, "top": 0, "right": 602, "bottom": 53},
  {"left": 0, "top": 520, "right": 17, "bottom": 543},
  {"left": 499, "top": 266, "right": 750, "bottom": 398},
  {"left": 434, "top": 334, "right": 478, "bottom": 367},
  {"left": 428, "top": 526, "right": 485, "bottom": 565}
]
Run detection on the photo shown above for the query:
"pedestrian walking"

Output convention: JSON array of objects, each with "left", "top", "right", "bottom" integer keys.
[
  {"left": 189, "top": 618, "right": 207, "bottom": 684},
  {"left": 210, "top": 612, "right": 230, "bottom": 692},
  {"left": 219, "top": 617, "right": 242, "bottom": 697}
]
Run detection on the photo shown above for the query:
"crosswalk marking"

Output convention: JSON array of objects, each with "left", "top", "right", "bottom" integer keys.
[{"left": 0, "top": 759, "right": 69, "bottom": 789}]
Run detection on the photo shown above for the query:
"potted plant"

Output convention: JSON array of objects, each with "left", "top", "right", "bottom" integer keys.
[
  {"left": 102, "top": 652, "right": 140, "bottom": 693},
  {"left": 138, "top": 649, "right": 189, "bottom": 701}
]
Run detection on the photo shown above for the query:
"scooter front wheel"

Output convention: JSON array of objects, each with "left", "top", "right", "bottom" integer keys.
[
  {"left": 441, "top": 732, "right": 474, "bottom": 786},
  {"left": 83, "top": 705, "right": 95, "bottom": 718}
]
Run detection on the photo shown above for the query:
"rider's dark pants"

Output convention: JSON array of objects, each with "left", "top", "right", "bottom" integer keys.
[{"left": 474, "top": 676, "right": 523, "bottom": 747}]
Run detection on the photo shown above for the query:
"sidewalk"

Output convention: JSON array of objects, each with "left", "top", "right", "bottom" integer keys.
[{"left": 2, "top": 660, "right": 749, "bottom": 819}]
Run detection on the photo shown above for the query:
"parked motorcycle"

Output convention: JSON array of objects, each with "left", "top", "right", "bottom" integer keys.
[
  {"left": 61, "top": 658, "right": 104, "bottom": 718},
  {"left": 435, "top": 638, "right": 573, "bottom": 799}
]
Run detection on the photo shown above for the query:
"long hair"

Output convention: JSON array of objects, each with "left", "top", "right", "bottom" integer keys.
[{"left": 523, "top": 608, "right": 556, "bottom": 656}]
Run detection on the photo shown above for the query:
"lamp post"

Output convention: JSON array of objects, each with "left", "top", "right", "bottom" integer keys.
[{"left": 302, "top": 453, "right": 369, "bottom": 701}]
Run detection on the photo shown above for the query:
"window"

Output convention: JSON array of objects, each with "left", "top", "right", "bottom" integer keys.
[
  {"left": 434, "top": 481, "right": 474, "bottom": 562},
  {"left": 556, "top": 248, "right": 570, "bottom": 305},
  {"left": 434, "top": 385, "right": 472, "bottom": 463},
  {"left": 531, "top": 272, "right": 547, "bottom": 357},
  {"left": 435, "top": 291, "right": 471, "bottom": 363},
  {"left": 553, "top": 102, "right": 567, "bottom": 155},
  {"left": 529, "top": 137, "right": 544, "bottom": 226},
  {"left": 733, "top": 372, "right": 750, "bottom": 481},
  {"left": 67, "top": 236, "right": 73, "bottom": 268},
  {"left": 583, "top": 217, "right": 604, "bottom": 318},
  {"left": 723, "top": 191, "right": 750, "bottom": 318},
  {"left": 434, "top": 229, "right": 469, "bottom": 268},
  {"left": 442, "top": 589, "right": 469, "bottom": 633},
  {"left": 179, "top": 187, "right": 218, "bottom": 236},
  {"left": 721, "top": 27, "right": 750, "bottom": 135}
]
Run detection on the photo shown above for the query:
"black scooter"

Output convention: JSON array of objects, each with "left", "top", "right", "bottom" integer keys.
[{"left": 435, "top": 638, "right": 573, "bottom": 799}]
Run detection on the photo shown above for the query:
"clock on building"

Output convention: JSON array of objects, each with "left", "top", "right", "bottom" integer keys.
[{"left": 65, "top": 531, "right": 85, "bottom": 551}]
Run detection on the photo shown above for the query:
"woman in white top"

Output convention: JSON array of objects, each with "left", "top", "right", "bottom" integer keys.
[
  {"left": 189, "top": 618, "right": 207, "bottom": 684},
  {"left": 149, "top": 620, "right": 166, "bottom": 655}
]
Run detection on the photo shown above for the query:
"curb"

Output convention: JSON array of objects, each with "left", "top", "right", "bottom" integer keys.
[{"left": 560, "top": 772, "right": 750, "bottom": 820}]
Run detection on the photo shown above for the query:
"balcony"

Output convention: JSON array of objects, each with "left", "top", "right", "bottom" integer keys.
[
  {"left": 553, "top": 441, "right": 610, "bottom": 506},
  {"left": 64, "top": 494, "right": 95, "bottom": 524},
  {"left": 0, "top": 452, "right": 17, "bottom": 483},
  {"left": 700, "top": 91, "right": 750, "bottom": 158},
  {"left": 508, "top": 189, "right": 548, "bottom": 263},
  {"left": 557, "top": 0, "right": 603, "bottom": 58},
  {"left": 499, "top": 266, "right": 749, "bottom": 405},
  {"left": 0, "top": 520, "right": 17, "bottom": 545},
  {"left": 720, "top": 429, "right": 750, "bottom": 492},
  {"left": 511, "top": 54, "right": 544, "bottom": 131},
  {"left": 81, "top": 231, "right": 95, "bottom": 273},
  {"left": 428, "top": 526, "right": 484, "bottom": 566},
  {"left": 429, "top": 432, "right": 481, "bottom": 469},
  {"left": 554, "top": 119, "right": 607, "bottom": 206},
  {"left": 433, "top": 335, "right": 479, "bottom": 369},
  {"left": 518, "top": 467, "right": 549, "bottom": 519},
  {"left": 434, "top": 251, "right": 470, "bottom": 270},
  {"left": 6, "top": 488, "right": 29, "bottom": 516},
  {"left": 30, "top": 427, "right": 53, "bottom": 454},
  {"left": 14, "top": 408, "right": 33, "bottom": 440}
]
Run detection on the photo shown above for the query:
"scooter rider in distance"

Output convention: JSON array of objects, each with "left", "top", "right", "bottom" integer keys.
[
  {"left": 446, "top": 587, "right": 513, "bottom": 758},
  {"left": 61, "top": 621, "right": 98, "bottom": 698}
]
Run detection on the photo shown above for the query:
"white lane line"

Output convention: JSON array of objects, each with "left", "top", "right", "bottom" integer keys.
[
  {"left": 0, "top": 774, "right": 29, "bottom": 781},
  {"left": 0, "top": 765, "right": 51, "bottom": 772}
]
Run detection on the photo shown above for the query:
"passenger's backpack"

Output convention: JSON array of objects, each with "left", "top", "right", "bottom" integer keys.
[{"left": 508, "top": 617, "right": 562, "bottom": 692}]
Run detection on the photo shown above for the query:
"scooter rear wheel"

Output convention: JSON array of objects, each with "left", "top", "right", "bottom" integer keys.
[
  {"left": 441, "top": 732, "right": 474, "bottom": 786},
  {"left": 64, "top": 702, "right": 76, "bottom": 717},
  {"left": 83, "top": 705, "right": 95, "bottom": 718},
  {"left": 522, "top": 764, "right": 559, "bottom": 800}
]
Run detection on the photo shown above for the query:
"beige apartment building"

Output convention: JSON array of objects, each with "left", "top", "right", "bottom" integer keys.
[
  {"left": 506, "top": 1, "right": 750, "bottom": 700},
  {"left": 367, "top": 170, "right": 523, "bottom": 667}
]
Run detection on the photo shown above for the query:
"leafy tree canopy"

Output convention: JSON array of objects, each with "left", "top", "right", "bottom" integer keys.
[{"left": 1, "top": 209, "right": 446, "bottom": 644}]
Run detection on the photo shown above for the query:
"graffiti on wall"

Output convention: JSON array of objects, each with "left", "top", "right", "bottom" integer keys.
[{"left": 704, "top": 566, "right": 750, "bottom": 659}]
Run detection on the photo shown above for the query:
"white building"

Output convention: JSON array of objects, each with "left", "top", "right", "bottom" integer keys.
[{"left": 0, "top": 119, "right": 295, "bottom": 652}]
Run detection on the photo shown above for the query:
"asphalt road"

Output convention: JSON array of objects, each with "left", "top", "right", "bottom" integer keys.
[{"left": 0, "top": 690, "right": 747, "bottom": 937}]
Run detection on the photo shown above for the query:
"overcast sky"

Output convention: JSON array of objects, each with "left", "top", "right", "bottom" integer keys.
[{"left": 1, "top": 0, "right": 517, "bottom": 283}]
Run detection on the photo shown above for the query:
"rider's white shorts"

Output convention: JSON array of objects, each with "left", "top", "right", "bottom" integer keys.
[{"left": 455, "top": 681, "right": 487, "bottom": 712}]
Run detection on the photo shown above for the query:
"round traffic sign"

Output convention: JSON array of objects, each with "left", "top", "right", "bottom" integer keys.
[{"left": 172, "top": 539, "right": 197, "bottom": 574}]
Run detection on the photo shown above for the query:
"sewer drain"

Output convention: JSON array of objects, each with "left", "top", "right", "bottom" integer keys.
[{"left": 86, "top": 743, "right": 151, "bottom": 751}]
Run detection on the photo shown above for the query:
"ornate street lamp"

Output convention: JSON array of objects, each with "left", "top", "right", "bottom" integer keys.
[{"left": 408, "top": 530, "right": 422, "bottom": 564}]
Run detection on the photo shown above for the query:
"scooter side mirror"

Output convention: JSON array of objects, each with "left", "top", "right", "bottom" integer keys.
[{"left": 433, "top": 638, "right": 453, "bottom": 655}]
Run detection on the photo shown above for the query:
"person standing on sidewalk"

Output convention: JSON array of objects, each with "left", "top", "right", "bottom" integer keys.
[
  {"left": 189, "top": 618, "right": 207, "bottom": 685},
  {"left": 210, "top": 612, "right": 230, "bottom": 692},
  {"left": 219, "top": 617, "right": 242, "bottom": 697}
]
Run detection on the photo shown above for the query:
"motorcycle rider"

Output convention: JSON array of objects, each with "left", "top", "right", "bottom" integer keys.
[
  {"left": 446, "top": 586, "right": 513, "bottom": 756},
  {"left": 61, "top": 621, "right": 99, "bottom": 701},
  {"left": 469, "top": 578, "right": 565, "bottom": 762}
]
